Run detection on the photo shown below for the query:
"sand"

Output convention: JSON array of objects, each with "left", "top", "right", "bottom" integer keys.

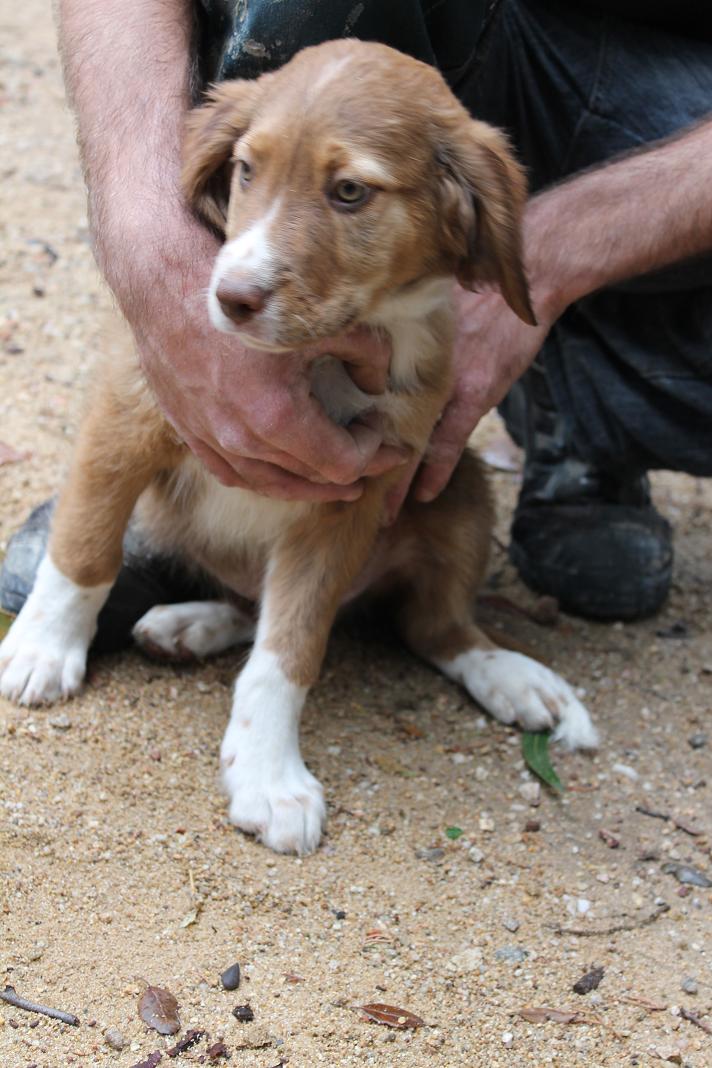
[{"left": 1, "top": 5, "right": 711, "bottom": 1066}]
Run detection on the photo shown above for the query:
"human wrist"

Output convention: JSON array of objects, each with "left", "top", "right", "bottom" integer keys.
[
  {"left": 522, "top": 192, "right": 581, "bottom": 324},
  {"left": 92, "top": 193, "right": 218, "bottom": 326}
]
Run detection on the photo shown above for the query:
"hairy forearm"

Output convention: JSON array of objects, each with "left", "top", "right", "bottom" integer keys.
[
  {"left": 529, "top": 117, "right": 712, "bottom": 316},
  {"left": 56, "top": 0, "right": 198, "bottom": 296}
]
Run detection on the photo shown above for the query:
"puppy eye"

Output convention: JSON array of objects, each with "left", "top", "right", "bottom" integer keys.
[
  {"left": 330, "top": 179, "right": 371, "bottom": 211},
  {"left": 238, "top": 159, "right": 252, "bottom": 188}
]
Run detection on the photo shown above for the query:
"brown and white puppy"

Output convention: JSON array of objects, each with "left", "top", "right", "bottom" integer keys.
[{"left": 0, "top": 41, "right": 597, "bottom": 854}]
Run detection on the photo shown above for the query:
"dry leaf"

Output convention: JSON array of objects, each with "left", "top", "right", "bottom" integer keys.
[
  {"left": 138, "top": 986, "right": 180, "bottom": 1035},
  {"left": 207, "top": 1041, "right": 230, "bottom": 1061},
  {"left": 573, "top": 966, "right": 604, "bottom": 995},
  {"left": 360, "top": 1003, "right": 424, "bottom": 1030},
  {"left": 130, "top": 1053, "right": 162, "bottom": 1068},
  {"left": 0, "top": 441, "right": 29, "bottom": 466},
  {"left": 166, "top": 1029, "right": 204, "bottom": 1057},
  {"left": 518, "top": 1006, "right": 593, "bottom": 1025}
]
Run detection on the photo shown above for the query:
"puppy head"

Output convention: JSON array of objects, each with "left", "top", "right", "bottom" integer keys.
[{"left": 182, "top": 40, "right": 535, "bottom": 350}]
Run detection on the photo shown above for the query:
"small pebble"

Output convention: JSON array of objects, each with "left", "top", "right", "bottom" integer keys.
[
  {"left": 681, "top": 977, "right": 698, "bottom": 995},
  {"left": 48, "top": 713, "right": 71, "bottom": 730},
  {"left": 688, "top": 732, "right": 707, "bottom": 749},
  {"left": 612, "top": 762, "right": 639, "bottom": 781},
  {"left": 103, "top": 1028, "right": 126, "bottom": 1051},
  {"left": 448, "top": 947, "right": 484, "bottom": 973},
  {"left": 495, "top": 946, "right": 528, "bottom": 964},
  {"left": 524, "top": 819, "right": 541, "bottom": 833},
  {"left": 416, "top": 847, "right": 444, "bottom": 862},
  {"left": 518, "top": 782, "right": 541, "bottom": 807},
  {"left": 468, "top": 846, "right": 485, "bottom": 864},
  {"left": 502, "top": 1031, "right": 514, "bottom": 1048},
  {"left": 220, "top": 962, "right": 241, "bottom": 991},
  {"left": 232, "top": 1003, "right": 254, "bottom": 1023},
  {"left": 663, "top": 863, "right": 712, "bottom": 888},
  {"left": 502, "top": 917, "right": 520, "bottom": 933}
]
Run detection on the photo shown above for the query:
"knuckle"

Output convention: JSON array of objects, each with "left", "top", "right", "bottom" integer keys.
[{"left": 216, "top": 425, "right": 251, "bottom": 457}]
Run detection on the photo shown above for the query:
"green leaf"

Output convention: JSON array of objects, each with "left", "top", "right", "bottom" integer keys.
[
  {"left": 521, "top": 731, "right": 564, "bottom": 793},
  {"left": 445, "top": 826, "right": 464, "bottom": 840},
  {"left": 0, "top": 610, "right": 13, "bottom": 641}
]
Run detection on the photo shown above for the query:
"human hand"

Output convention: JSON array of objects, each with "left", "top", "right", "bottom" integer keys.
[
  {"left": 111, "top": 211, "right": 405, "bottom": 501},
  {"left": 382, "top": 285, "right": 556, "bottom": 521},
  {"left": 413, "top": 287, "right": 554, "bottom": 501}
]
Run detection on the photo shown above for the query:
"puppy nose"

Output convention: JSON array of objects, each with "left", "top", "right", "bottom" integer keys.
[{"left": 216, "top": 279, "right": 272, "bottom": 324}]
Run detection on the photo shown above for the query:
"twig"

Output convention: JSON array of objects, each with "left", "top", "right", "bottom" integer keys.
[
  {"left": 549, "top": 902, "right": 669, "bottom": 937},
  {"left": 617, "top": 994, "right": 667, "bottom": 1012},
  {"left": 635, "top": 806, "right": 703, "bottom": 836},
  {"left": 636, "top": 805, "right": 670, "bottom": 822},
  {"left": 680, "top": 1007, "right": 712, "bottom": 1036},
  {"left": 0, "top": 984, "right": 79, "bottom": 1026}
]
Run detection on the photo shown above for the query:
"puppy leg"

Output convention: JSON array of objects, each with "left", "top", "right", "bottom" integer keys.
[
  {"left": 394, "top": 452, "right": 598, "bottom": 749},
  {"left": 0, "top": 381, "right": 177, "bottom": 704},
  {"left": 133, "top": 601, "right": 255, "bottom": 661},
  {"left": 221, "top": 489, "right": 384, "bottom": 854}
]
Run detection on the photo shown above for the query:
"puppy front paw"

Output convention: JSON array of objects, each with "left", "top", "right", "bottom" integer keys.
[
  {"left": 221, "top": 730, "right": 325, "bottom": 855},
  {"left": 0, "top": 620, "right": 87, "bottom": 705},
  {"left": 0, "top": 556, "right": 108, "bottom": 706}
]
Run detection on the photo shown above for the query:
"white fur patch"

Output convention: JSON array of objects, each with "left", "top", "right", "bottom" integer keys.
[
  {"left": 436, "top": 648, "right": 598, "bottom": 750},
  {"left": 0, "top": 555, "right": 110, "bottom": 705},
  {"left": 367, "top": 278, "right": 452, "bottom": 390},
  {"left": 173, "top": 454, "right": 313, "bottom": 554},
  {"left": 132, "top": 601, "right": 254, "bottom": 660},
  {"left": 221, "top": 645, "right": 325, "bottom": 854},
  {"left": 208, "top": 203, "right": 280, "bottom": 333}
]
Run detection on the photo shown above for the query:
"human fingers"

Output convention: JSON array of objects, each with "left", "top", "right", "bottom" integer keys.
[{"left": 305, "top": 325, "right": 392, "bottom": 395}]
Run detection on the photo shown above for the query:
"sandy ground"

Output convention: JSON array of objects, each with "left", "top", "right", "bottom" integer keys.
[{"left": 1, "top": 5, "right": 711, "bottom": 1068}]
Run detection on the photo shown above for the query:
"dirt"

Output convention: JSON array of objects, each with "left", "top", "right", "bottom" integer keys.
[{"left": 1, "top": 5, "right": 711, "bottom": 1067}]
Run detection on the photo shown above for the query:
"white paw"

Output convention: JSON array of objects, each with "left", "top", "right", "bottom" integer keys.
[
  {"left": 133, "top": 601, "right": 254, "bottom": 661},
  {"left": 220, "top": 646, "right": 325, "bottom": 854},
  {"left": 222, "top": 737, "right": 326, "bottom": 855},
  {"left": 0, "top": 556, "right": 109, "bottom": 706},
  {"left": 0, "top": 621, "right": 86, "bottom": 705},
  {"left": 438, "top": 648, "right": 598, "bottom": 750}
]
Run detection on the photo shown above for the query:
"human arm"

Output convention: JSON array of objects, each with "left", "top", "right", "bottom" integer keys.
[
  {"left": 414, "top": 116, "right": 712, "bottom": 502},
  {"left": 56, "top": 0, "right": 399, "bottom": 500}
]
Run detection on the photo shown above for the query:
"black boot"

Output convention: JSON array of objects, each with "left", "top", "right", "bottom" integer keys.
[{"left": 501, "top": 365, "right": 673, "bottom": 621}]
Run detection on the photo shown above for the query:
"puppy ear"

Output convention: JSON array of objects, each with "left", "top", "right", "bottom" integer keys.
[
  {"left": 437, "top": 118, "right": 536, "bottom": 325},
  {"left": 182, "top": 79, "right": 264, "bottom": 233}
]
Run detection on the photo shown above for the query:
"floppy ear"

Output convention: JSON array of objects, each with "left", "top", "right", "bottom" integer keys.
[
  {"left": 436, "top": 117, "right": 536, "bottom": 325},
  {"left": 182, "top": 79, "right": 264, "bottom": 233}
]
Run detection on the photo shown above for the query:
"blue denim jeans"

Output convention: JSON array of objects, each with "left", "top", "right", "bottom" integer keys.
[{"left": 197, "top": 0, "right": 712, "bottom": 476}]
